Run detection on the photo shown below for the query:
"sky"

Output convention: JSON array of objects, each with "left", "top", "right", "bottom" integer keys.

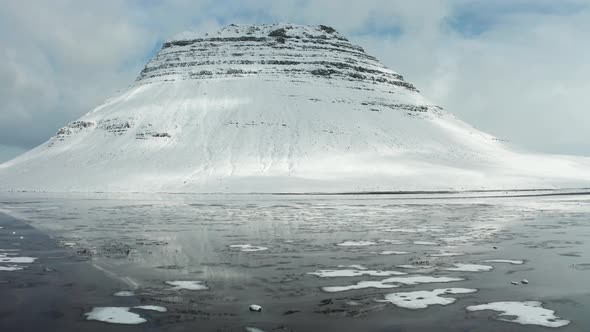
[{"left": 1, "top": 0, "right": 589, "bottom": 162}]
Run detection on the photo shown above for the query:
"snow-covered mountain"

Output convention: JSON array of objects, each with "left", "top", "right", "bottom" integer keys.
[{"left": 1, "top": 24, "right": 589, "bottom": 193}]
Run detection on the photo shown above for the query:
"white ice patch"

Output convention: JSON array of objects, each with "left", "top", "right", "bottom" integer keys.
[
  {"left": 429, "top": 252, "right": 464, "bottom": 257},
  {"left": 165, "top": 280, "right": 208, "bottom": 291},
  {"left": 384, "top": 228, "right": 443, "bottom": 233},
  {"left": 337, "top": 241, "right": 377, "bottom": 247},
  {"left": 0, "top": 265, "right": 24, "bottom": 271},
  {"left": 378, "top": 288, "right": 477, "bottom": 309},
  {"left": 245, "top": 327, "right": 266, "bottom": 332},
  {"left": 413, "top": 241, "right": 437, "bottom": 245},
  {"left": 322, "top": 275, "right": 464, "bottom": 293},
  {"left": 114, "top": 291, "right": 135, "bottom": 297},
  {"left": 380, "top": 275, "right": 464, "bottom": 285},
  {"left": 379, "top": 250, "right": 411, "bottom": 255},
  {"left": 444, "top": 264, "right": 493, "bottom": 272},
  {"left": 322, "top": 281, "right": 398, "bottom": 293},
  {"left": 84, "top": 307, "right": 146, "bottom": 324},
  {"left": 466, "top": 301, "right": 570, "bottom": 328},
  {"left": 229, "top": 244, "right": 268, "bottom": 252},
  {"left": 396, "top": 265, "right": 433, "bottom": 269},
  {"left": 378, "top": 239, "right": 406, "bottom": 244},
  {"left": 133, "top": 305, "right": 167, "bottom": 312},
  {"left": 337, "top": 264, "right": 367, "bottom": 270},
  {"left": 483, "top": 259, "right": 524, "bottom": 265},
  {"left": 308, "top": 269, "right": 406, "bottom": 278},
  {"left": 0, "top": 254, "right": 37, "bottom": 263}
]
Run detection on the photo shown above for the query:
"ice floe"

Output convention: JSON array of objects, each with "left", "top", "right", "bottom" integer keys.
[
  {"left": 134, "top": 305, "right": 167, "bottom": 312},
  {"left": 444, "top": 264, "right": 493, "bottom": 272},
  {"left": 165, "top": 280, "right": 209, "bottom": 290},
  {"left": 378, "top": 288, "right": 477, "bottom": 309},
  {"left": 380, "top": 275, "right": 464, "bottom": 285},
  {"left": 0, "top": 265, "right": 24, "bottom": 271},
  {"left": 466, "top": 301, "right": 570, "bottom": 327},
  {"left": 482, "top": 259, "right": 524, "bottom": 265},
  {"left": 379, "top": 251, "right": 411, "bottom": 255},
  {"left": 378, "top": 239, "right": 406, "bottom": 244},
  {"left": 429, "top": 252, "right": 464, "bottom": 257},
  {"left": 245, "top": 327, "right": 266, "bottom": 332},
  {"left": 384, "top": 228, "right": 443, "bottom": 233},
  {"left": 337, "top": 264, "right": 367, "bottom": 270},
  {"left": 413, "top": 241, "right": 437, "bottom": 245},
  {"left": 321, "top": 275, "right": 464, "bottom": 293},
  {"left": 337, "top": 241, "right": 377, "bottom": 247},
  {"left": 84, "top": 307, "right": 146, "bottom": 324},
  {"left": 396, "top": 264, "right": 433, "bottom": 269},
  {"left": 230, "top": 244, "right": 268, "bottom": 252},
  {"left": 322, "top": 281, "right": 399, "bottom": 293},
  {"left": 114, "top": 291, "right": 135, "bottom": 297},
  {"left": 0, "top": 254, "right": 37, "bottom": 263},
  {"left": 307, "top": 269, "right": 406, "bottom": 278},
  {"left": 249, "top": 304, "right": 263, "bottom": 312}
]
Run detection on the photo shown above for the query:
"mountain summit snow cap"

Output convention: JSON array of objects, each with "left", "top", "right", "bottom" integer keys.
[{"left": 168, "top": 23, "right": 348, "bottom": 42}]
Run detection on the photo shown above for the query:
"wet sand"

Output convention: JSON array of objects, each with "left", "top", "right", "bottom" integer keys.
[{"left": 1, "top": 193, "right": 590, "bottom": 331}]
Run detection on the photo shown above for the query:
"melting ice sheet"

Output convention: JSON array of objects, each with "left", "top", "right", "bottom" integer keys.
[
  {"left": 0, "top": 265, "right": 24, "bottom": 271},
  {"left": 0, "top": 253, "right": 37, "bottom": 263},
  {"left": 378, "top": 250, "right": 411, "bottom": 255},
  {"left": 229, "top": 244, "right": 268, "bottom": 252},
  {"left": 84, "top": 307, "right": 146, "bottom": 324},
  {"left": 165, "top": 280, "right": 209, "bottom": 290},
  {"left": 378, "top": 288, "right": 477, "bottom": 309},
  {"left": 307, "top": 269, "right": 406, "bottom": 278},
  {"left": 444, "top": 264, "right": 493, "bottom": 272},
  {"left": 84, "top": 306, "right": 168, "bottom": 324},
  {"left": 482, "top": 259, "right": 524, "bottom": 265},
  {"left": 466, "top": 301, "right": 570, "bottom": 328},
  {"left": 321, "top": 276, "right": 464, "bottom": 293},
  {"left": 337, "top": 241, "right": 377, "bottom": 247}
]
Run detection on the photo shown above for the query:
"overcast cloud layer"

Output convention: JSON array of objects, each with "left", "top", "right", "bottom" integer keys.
[{"left": 1, "top": 0, "right": 589, "bottom": 162}]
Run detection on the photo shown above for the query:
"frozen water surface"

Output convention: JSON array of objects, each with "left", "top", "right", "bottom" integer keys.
[
  {"left": 229, "top": 244, "right": 269, "bottom": 252},
  {"left": 378, "top": 250, "right": 411, "bottom": 255},
  {"left": 308, "top": 269, "right": 406, "bottom": 278},
  {"left": 84, "top": 307, "right": 146, "bottom": 324},
  {"left": 0, "top": 265, "right": 24, "bottom": 271},
  {"left": 322, "top": 280, "right": 399, "bottom": 293},
  {"left": 444, "top": 264, "right": 493, "bottom": 272},
  {"left": 113, "top": 291, "right": 135, "bottom": 297},
  {"left": 466, "top": 301, "right": 570, "bottom": 327},
  {"left": 482, "top": 259, "right": 524, "bottom": 265},
  {"left": 378, "top": 288, "right": 477, "bottom": 309},
  {"left": 337, "top": 240, "right": 377, "bottom": 246},
  {"left": 165, "top": 280, "right": 208, "bottom": 291},
  {"left": 1, "top": 191, "right": 589, "bottom": 330},
  {"left": 133, "top": 305, "right": 167, "bottom": 312},
  {"left": 0, "top": 254, "right": 37, "bottom": 263}
]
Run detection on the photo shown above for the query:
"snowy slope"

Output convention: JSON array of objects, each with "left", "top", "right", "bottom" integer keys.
[{"left": 1, "top": 24, "right": 589, "bottom": 193}]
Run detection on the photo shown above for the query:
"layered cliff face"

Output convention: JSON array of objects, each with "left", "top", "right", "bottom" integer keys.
[{"left": 1, "top": 24, "right": 589, "bottom": 193}]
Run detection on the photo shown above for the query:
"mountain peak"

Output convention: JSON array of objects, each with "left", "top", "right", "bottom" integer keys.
[
  {"left": 137, "top": 22, "right": 414, "bottom": 92},
  {"left": 169, "top": 23, "right": 347, "bottom": 42},
  {"left": 2, "top": 23, "right": 590, "bottom": 193}
]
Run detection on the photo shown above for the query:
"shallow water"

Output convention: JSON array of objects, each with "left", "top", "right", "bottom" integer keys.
[{"left": 1, "top": 192, "right": 590, "bottom": 331}]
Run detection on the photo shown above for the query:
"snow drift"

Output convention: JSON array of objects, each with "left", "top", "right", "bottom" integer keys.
[{"left": 1, "top": 24, "right": 589, "bottom": 193}]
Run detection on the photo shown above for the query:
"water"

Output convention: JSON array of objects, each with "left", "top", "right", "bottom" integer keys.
[{"left": 1, "top": 192, "right": 589, "bottom": 331}]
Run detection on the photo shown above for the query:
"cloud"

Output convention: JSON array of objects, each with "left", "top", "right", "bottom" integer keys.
[{"left": 1, "top": 0, "right": 589, "bottom": 163}]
